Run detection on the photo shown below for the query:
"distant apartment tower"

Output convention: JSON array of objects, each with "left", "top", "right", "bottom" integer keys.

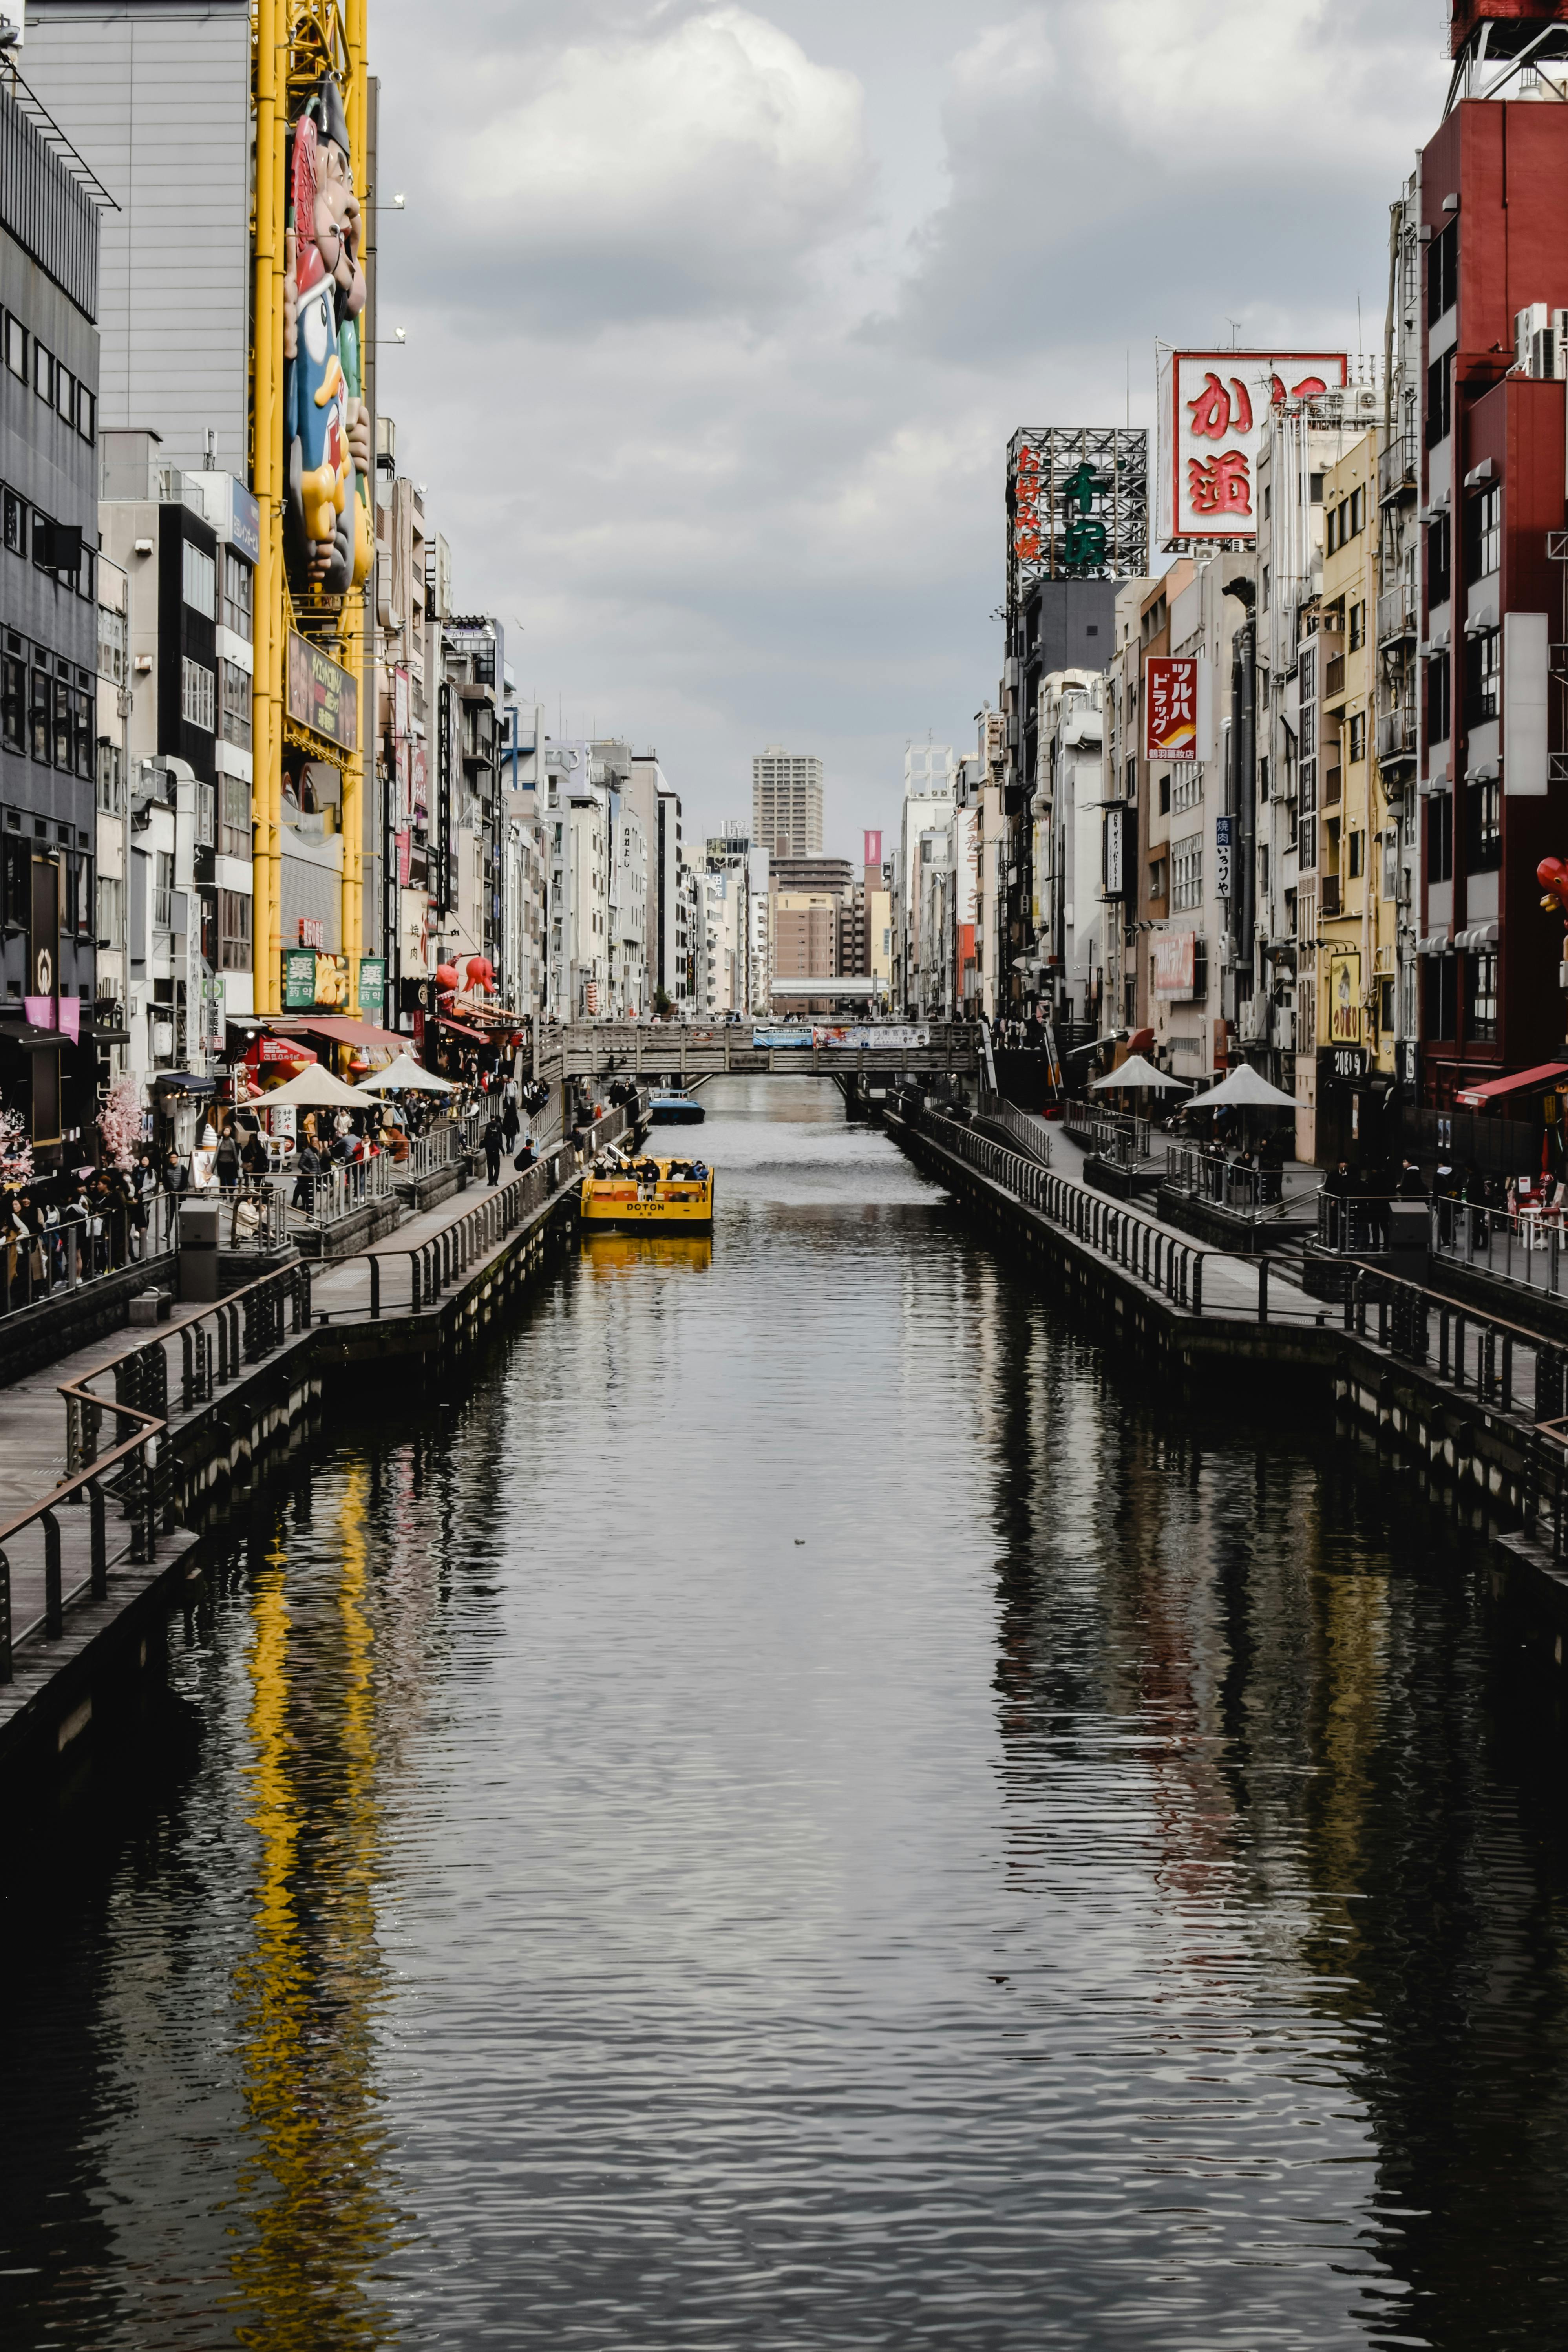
[{"left": 753, "top": 746, "right": 822, "bottom": 859}]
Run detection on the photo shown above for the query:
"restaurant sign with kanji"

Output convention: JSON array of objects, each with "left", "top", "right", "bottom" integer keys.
[{"left": 1167, "top": 351, "right": 1347, "bottom": 542}]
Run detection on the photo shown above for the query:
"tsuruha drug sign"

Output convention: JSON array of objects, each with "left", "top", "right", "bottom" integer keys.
[{"left": 1164, "top": 351, "right": 1347, "bottom": 542}]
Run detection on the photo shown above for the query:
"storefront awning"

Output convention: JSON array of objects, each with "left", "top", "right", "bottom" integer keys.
[
  {"left": 1416, "top": 930, "right": 1453, "bottom": 956},
  {"left": 1455, "top": 1061, "right": 1568, "bottom": 1110},
  {"left": 439, "top": 1016, "right": 488, "bottom": 1041},
  {"left": 267, "top": 1014, "right": 406, "bottom": 1053},
  {"left": 1453, "top": 921, "right": 1500, "bottom": 951},
  {"left": 152, "top": 1071, "right": 218, "bottom": 1093},
  {"left": 0, "top": 1021, "right": 71, "bottom": 1051}
]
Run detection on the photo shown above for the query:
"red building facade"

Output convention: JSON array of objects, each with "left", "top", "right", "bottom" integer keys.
[{"left": 1418, "top": 93, "right": 1568, "bottom": 1101}]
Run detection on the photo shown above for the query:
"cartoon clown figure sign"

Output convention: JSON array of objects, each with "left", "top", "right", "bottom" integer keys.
[{"left": 283, "top": 74, "right": 371, "bottom": 596}]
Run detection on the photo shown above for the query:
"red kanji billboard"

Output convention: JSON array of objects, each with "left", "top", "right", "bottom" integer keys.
[{"left": 1166, "top": 350, "right": 1348, "bottom": 542}]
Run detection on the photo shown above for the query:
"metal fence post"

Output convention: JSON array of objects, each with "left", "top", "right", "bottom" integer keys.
[
  {"left": 1258, "top": 1257, "right": 1269, "bottom": 1324},
  {"left": 89, "top": 1479, "right": 107, "bottom": 1599},
  {"left": 42, "top": 1509, "right": 61, "bottom": 1638},
  {"left": 1192, "top": 1255, "right": 1203, "bottom": 1316}
]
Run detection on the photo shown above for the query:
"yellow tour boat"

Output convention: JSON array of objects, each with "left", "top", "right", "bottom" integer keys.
[{"left": 579, "top": 1151, "right": 715, "bottom": 1231}]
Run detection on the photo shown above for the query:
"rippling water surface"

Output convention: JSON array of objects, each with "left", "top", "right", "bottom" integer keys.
[{"left": 5, "top": 1079, "right": 1568, "bottom": 2349}]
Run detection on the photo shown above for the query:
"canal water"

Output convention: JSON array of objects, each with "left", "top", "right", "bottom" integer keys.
[{"left": 3, "top": 1078, "right": 1567, "bottom": 2349}]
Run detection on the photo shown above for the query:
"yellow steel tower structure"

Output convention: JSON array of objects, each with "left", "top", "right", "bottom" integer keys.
[{"left": 250, "top": 0, "right": 372, "bottom": 1017}]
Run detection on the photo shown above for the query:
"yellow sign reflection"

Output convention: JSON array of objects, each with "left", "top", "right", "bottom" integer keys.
[{"left": 229, "top": 1462, "right": 401, "bottom": 2348}]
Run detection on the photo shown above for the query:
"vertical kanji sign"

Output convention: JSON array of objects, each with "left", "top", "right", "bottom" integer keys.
[
  {"left": 1168, "top": 351, "right": 1348, "bottom": 542},
  {"left": 1146, "top": 656, "right": 1199, "bottom": 760}
]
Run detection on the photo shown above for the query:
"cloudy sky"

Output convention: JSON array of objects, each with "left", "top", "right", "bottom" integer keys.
[{"left": 371, "top": 0, "right": 1449, "bottom": 859}]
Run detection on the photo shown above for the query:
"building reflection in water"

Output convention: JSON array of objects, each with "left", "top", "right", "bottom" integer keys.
[
  {"left": 983, "top": 1280, "right": 1568, "bottom": 2347},
  {"left": 227, "top": 1460, "right": 403, "bottom": 2349}
]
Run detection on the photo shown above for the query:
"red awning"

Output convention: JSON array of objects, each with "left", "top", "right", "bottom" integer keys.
[
  {"left": 1455, "top": 1061, "right": 1568, "bottom": 1109},
  {"left": 439, "top": 1016, "right": 487, "bottom": 1041},
  {"left": 268, "top": 1014, "right": 406, "bottom": 1053}
]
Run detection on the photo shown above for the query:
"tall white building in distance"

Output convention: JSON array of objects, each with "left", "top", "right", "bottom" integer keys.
[{"left": 753, "top": 746, "right": 823, "bottom": 860}]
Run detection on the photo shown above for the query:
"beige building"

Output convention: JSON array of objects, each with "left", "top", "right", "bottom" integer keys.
[
  {"left": 1310, "top": 431, "right": 1398, "bottom": 1162},
  {"left": 752, "top": 746, "right": 823, "bottom": 859}
]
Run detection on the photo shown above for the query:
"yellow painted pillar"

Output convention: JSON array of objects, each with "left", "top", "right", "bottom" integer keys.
[
  {"left": 251, "top": 0, "right": 278, "bottom": 1013},
  {"left": 342, "top": 0, "right": 369, "bottom": 1012}
]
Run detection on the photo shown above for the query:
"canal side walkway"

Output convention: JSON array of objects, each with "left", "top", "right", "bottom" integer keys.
[
  {"left": 890, "top": 1096, "right": 1568, "bottom": 1623},
  {"left": 0, "top": 1100, "right": 643, "bottom": 1771}
]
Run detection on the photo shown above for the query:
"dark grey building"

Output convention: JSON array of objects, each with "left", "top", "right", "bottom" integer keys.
[{"left": 0, "top": 75, "right": 103, "bottom": 1167}]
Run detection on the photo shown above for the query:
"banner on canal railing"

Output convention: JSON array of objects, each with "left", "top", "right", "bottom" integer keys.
[
  {"left": 812, "top": 1025, "right": 929, "bottom": 1049},
  {"left": 753, "top": 1027, "right": 812, "bottom": 1048}
]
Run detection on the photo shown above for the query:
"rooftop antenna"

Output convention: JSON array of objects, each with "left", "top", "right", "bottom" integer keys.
[{"left": 1226, "top": 316, "right": 1241, "bottom": 349}]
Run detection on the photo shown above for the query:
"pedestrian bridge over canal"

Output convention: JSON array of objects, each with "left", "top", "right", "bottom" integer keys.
[{"left": 537, "top": 1021, "right": 980, "bottom": 1087}]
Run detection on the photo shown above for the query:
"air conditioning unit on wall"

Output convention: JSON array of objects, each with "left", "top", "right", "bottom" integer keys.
[{"left": 1514, "top": 302, "right": 1568, "bottom": 380}]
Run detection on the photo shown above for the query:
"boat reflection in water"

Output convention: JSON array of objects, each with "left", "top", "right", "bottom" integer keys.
[{"left": 577, "top": 1229, "right": 713, "bottom": 1275}]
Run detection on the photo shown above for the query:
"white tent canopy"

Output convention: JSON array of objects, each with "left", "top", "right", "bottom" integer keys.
[
  {"left": 1089, "top": 1054, "right": 1187, "bottom": 1093},
  {"left": 1182, "top": 1065, "right": 1298, "bottom": 1113},
  {"left": 254, "top": 1063, "right": 368, "bottom": 1110},
  {"left": 355, "top": 1053, "right": 458, "bottom": 1095}
]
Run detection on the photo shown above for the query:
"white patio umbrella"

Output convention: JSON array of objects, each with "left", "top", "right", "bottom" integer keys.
[
  {"left": 1089, "top": 1053, "right": 1188, "bottom": 1093},
  {"left": 254, "top": 1062, "right": 370, "bottom": 1110},
  {"left": 355, "top": 1052, "right": 458, "bottom": 1094},
  {"left": 1182, "top": 1065, "right": 1298, "bottom": 1113}
]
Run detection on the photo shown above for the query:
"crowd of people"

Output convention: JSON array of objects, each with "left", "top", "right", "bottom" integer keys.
[{"left": 1, "top": 1060, "right": 541, "bottom": 1307}]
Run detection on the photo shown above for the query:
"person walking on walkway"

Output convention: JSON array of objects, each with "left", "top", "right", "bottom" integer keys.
[
  {"left": 291, "top": 1138, "right": 323, "bottom": 1215},
  {"left": 215, "top": 1123, "right": 241, "bottom": 1191},
  {"left": 483, "top": 1112, "right": 504, "bottom": 1186},
  {"left": 502, "top": 1093, "right": 520, "bottom": 1155}
]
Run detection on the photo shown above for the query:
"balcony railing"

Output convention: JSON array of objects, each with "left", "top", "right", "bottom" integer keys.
[
  {"left": 1377, "top": 579, "right": 1418, "bottom": 646},
  {"left": 1377, "top": 700, "right": 1418, "bottom": 763},
  {"left": 1378, "top": 435, "right": 1418, "bottom": 504}
]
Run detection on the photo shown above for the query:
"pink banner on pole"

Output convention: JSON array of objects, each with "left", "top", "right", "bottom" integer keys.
[
  {"left": 57, "top": 996, "right": 79, "bottom": 1043},
  {"left": 24, "top": 995, "right": 52, "bottom": 1030}
]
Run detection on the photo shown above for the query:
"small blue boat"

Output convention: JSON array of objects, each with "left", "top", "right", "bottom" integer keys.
[{"left": 649, "top": 1089, "right": 705, "bottom": 1125}]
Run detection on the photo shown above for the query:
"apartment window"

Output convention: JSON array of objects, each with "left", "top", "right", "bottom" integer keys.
[
  {"left": 1172, "top": 762, "right": 1202, "bottom": 813},
  {"left": 1424, "top": 953, "right": 1457, "bottom": 1041},
  {"left": 1429, "top": 511, "right": 1451, "bottom": 605},
  {"left": 65, "top": 851, "right": 88, "bottom": 934},
  {"left": 1427, "top": 353, "right": 1452, "bottom": 446},
  {"left": 1428, "top": 789, "right": 1453, "bottom": 883},
  {"left": 1427, "top": 654, "right": 1451, "bottom": 744},
  {"left": 1349, "top": 601, "right": 1365, "bottom": 651},
  {"left": 52, "top": 674, "right": 70, "bottom": 770},
  {"left": 1172, "top": 830, "right": 1203, "bottom": 910},
  {"left": 154, "top": 850, "right": 174, "bottom": 933},
  {"left": 1259, "top": 753, "right": 1270, "bottom": 801},
  {"left": 220, "top": 658, "right": 252, "bottom": 749},
  {"left": 215, "top": 886, "right": 251, "bottom": 971},
  {"left": 1428, "top": 219, "right": 1458, "bottom": 322},
  {"left": 77, "top": 385, "right": 95, "bottom": 443},
  {"left": 54, "top": 363, "right": 74, "bottom": 426},
  {"left": 1349, "top": 485, "right": 1366, "bottom": 537},
  {"left": 1466, "top": 629, "right": 1500, "bottom": 725},
  {"left": 181, "top": 656, "right": 215, "bottom": 733},
  {"left": 31, "top": 341, "right": 50, "bottom": 403},
  {"left": 97, "top": 738, "right": 124, "bottom": 814},
  {"left": 1471, "top": 483, "right": 1500, "bottom": 580},
  {"left": 1380, "top": 978, "right": 1396, "bottom": 1034},
  {"left": 96, "top": 872, "right": 124, "bottom": 950},
  {"left": 1382, "top": 830, "right": 1398, "bottom": 899},
  {"left": 28, "top": 660, "right": 47, "bottom": 762},
  {"left": 0, "top": 651, "right": 21, "bottom": 753},
  {"left": 1466, "top": 947, "right": 1497, "bottom": 1042},
  {"left": 4, "top": 315, "right": 23, "bottom": 380},
  {"left": 98, "top": 605, "right": 126, "bottom": 684},
  {"left": 1467, "top": 774, "right": 1501, "bottom": 871},
  {"left": 3, "top": 490, "right": 22, "bottom": 556},
  {"left": 1262, "top": 563, "right": 1271, "bottom": 611},
  {"left": 1348, "top": 711, "right": 1366, "bottom": 763},
  {"left": 219, "top": 775, "right": 251, "bottom": 857},
  {"left": 1158, "top": 773, "right": 1170, "bottom": 815},
  {"left": 195, "top": 780, "right": 215, "bottom": 848},
  {"left": 1326, "top": 504, "right": 1339, "bottom": 556},
  {"left": 1348, "top": 830, "right": 1363, "bottom": 878},
  {"left": 1124, "top": 753, "right": 1136, "bottom": 802},
  {"left": 222, "top": 550, "right": 253, "bottom": 641},
  {"left": 182, "top": 541, "right": 216, "bottom": 621},
  {"left": 1310, "top": 472, "right": 1324, "bottom": 503}
]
